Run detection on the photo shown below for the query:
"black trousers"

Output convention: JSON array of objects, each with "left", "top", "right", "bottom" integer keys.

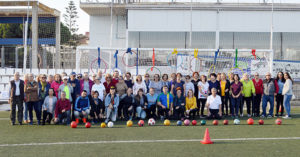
[
  {"left": 146, "top": 105, "right": 157, "bottom": 119},
  {"left": 28, "top": 101, "right": 40, "bottom": 121},
  {"left": 198, "top": 98, "right": 207, "bottom": 116},
  {"left": 123, "top": 105, "right": 134, "bottom": 121},
  {"left": 244, "top": 96, "right": 252, "bottom": 115},
  {"left": 42, "top": 111, "right": 53, "bottom": 124},
  {"left": 221, "top": 95, "right": 229, "bottom": 115},
  {"left": 207, "top": 109, "right": 221, "bottom": 120},
  {"left": 173, "top": 106, "right": 185, "bottom": 120},
  {"left": 10, "top": 96, "right": 23, "bottom": 123},
  {"left": 187, "top": 108, "right": 197, "bottom": 119},
  {"left": 118, "top": 102, "right": 124, "bottom": 118},
  {"left": 71, "top": 95, "right": 76, "bottom": 121},
  {"left": 276, "top": 94, "right": 284, "bottom": 116},
  {"left": 158, "top": 106, "right": 170, "bottom": 119},
  {"left": 253, "top": 94, "right": 262, "bottom": 116}
]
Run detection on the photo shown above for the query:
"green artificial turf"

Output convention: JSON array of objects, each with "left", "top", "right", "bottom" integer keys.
[{"left": 1, "top": 108, "right": 300, "bottom": 157}]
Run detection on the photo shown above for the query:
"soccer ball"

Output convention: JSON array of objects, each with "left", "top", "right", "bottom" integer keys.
[
  {"left": 127, "top": 120, "right": 133, "bottom": 127},
  {"left": 85, "top": 122, "right": 91, "bottom": 128},
  {"left": 70, "top": 121, "right": 77, "bottom": 128},
  {"left": 107, "top": 121, "right": 114, "bottom": 128},
  {"left": 247, "top": 118, "right": 254, "bottom": 125},
  {"left": 200, "top": 120, "right": 206, "bottom": 125},
  {"left": 164, "top": 119, "right": 171, "bottom": 126},
  {"left": 192, "top": 120, "right": 197, "bottom": 126},
  {"left": 258, "top": 119, "right": 264, "bottom": 125},
  {"left": 234, "top": 119, "right": 240, "bottom": 125},
  {"left": 148, "top": 118, "right": 156, "bottom": 126},
  {"left": 138, "top": 120, "right": 144, "bottom": 127},
  {"left": 100, "top": 122, "right": 106, "bottom": 128},
  {"left": 223, "top": 120, "right": 229, "bottom": 125},
  {"left": 177, "top": 120, "right": 182, "bottom": 126},
  {"left": 275, "top": 118, "right": 282, "bottom": 125},
  {"left": 213, "top": 120, "right": 219, "bottom": 125},
  {"left": 184, "top": 119, "right": 190, "bottom": 126}
]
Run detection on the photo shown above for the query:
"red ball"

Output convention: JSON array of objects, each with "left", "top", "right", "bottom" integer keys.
[
  {"left": 213, "top": 120, "right": 218, "bottom": 125},
  {"left": 71, "top": 121, "right": 77, "bottom": 128},
  {"left": 192, "top": 120, "right": 197, "bottom": 126},
  {"left": 85, "top": 122, "right": 91, "bottom": 128},
  {"left": 276, "top": 118, "right": 282, "bottom": 125},
  {"left": 223, "top": 120, "right": 229, "bottom": 125},
  {"left": 247, "top": 118, "right": 254, "bottom": 125},
  {"left": 258, "top": 119, "right": 264, "bottom": 125},
  {"left": 138, "top": 120, "right": 144, "bottom": 127}
]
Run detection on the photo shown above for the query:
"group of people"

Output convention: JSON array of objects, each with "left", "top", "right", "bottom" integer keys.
[{"left": 8, "top": 69, "right": 294, "bottom": 126}]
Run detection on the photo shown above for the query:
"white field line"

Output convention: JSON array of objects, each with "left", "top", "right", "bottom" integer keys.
[{"left": 1, "top": 137, "right": 300, "bottom": 147}]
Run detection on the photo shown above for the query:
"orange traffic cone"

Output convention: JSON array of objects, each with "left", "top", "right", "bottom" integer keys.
[{"left": 200, "top": 128, "right": 213, "bottom": 144}]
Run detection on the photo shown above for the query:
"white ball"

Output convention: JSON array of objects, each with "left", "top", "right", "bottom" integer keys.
[
  {"left": 148, "top": 118, "right": 156, "bottom": 126},
  {"left": 107, "top": 121, "right": 114, "bottom": 128},
  {"left": 234, "top": 119, "right": 240, "bottom": 125}
]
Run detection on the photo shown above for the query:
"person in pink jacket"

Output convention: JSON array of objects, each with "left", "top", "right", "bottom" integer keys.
[
  {"left": 51, "top": 74, "right": 62, "bottom": 98},
  {"left": 80, "top": 72, "right": 94, "bottom": 95}
]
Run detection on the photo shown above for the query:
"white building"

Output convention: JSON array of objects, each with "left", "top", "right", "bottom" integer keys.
[{"left": 80, "top": 1, "right": 300, "bottom": 61}]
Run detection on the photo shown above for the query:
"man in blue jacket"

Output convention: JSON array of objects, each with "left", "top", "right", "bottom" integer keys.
[
  {"left": 68, "top": 72, "right": 80, "bottom": 121},
  {"left": 74, "top": 90, "right": 90, "bottom": 124}
]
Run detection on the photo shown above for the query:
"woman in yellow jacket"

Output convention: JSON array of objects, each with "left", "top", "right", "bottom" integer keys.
[
  {"left": 241, "top": 74, "right": 256, "bottom": 118},
  {"left": 185, "top": 89, "right": 198, "bottom": 120}
]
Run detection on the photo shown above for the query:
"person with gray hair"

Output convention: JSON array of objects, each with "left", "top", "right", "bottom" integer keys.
[
  {"left": 261, "top": 72, "right": 279, "bottom": 118},
  {"left": 25, "top": 73, "right": 40, "bottom": 125},
  {"left": 54, "top": 91, "right": 71, "bottom": 125},
  {"left": 9, "top": 72, "right": 25, "bottom": 125}
]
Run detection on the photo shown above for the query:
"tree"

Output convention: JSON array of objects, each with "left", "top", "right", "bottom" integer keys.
[{"left": 63, "top": 0, "right": 79, "bottom": 35}]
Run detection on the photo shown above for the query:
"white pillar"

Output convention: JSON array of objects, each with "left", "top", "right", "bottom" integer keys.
[
  {"left": 215, "top": 9, "right": 220, "bottom": 49},
  {"left": 31, "top": 3, "right": 38, "bottom": 69},
  {"left": 55, "top": 16, "right": 61, "bottom": 70}
]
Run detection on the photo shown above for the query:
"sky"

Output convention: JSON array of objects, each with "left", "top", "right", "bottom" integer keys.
[{"left": 38, "top": 0, "right": 300, "bottom": 34}]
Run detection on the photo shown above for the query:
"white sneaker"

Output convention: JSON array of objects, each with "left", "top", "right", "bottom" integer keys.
[
  {"left": 240, "top": 114, "right": 244, "bottom": 117},
  {"left": 283, "top": 115, "right": 291, "bottom": 119},
  {"left": 248, "top": 114, "right": 251, "bottom": 118}
]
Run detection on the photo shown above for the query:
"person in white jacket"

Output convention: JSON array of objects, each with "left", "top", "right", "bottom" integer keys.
[
  {"left": 282, "top": 72, "right": 293, "bottom": 119},
  {"left": 133, "top": 75, "right": 147, "bottom": 95}
]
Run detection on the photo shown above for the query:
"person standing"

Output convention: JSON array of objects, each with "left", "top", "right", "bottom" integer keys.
[
  {"left": 171, "top": 73, "right": 185, "bottom": 96},
  {"left": 25, "top": 73, "right": 40, "bottom": 125},
  {"left": 191, "top": 72, "right": 200, "bottom": 116},
  {"left": 275, "top": 72, "right": 285, "bottom": 117},
  {"left": 241, "top": 74, "right": 255, "bottom": 117},
  {"left": 261, "top": 72, "right": 279, "bottom": 118},
  {"left": 220, "top": 73, "right": 230, "bottom": 116},
  {"left": 208, "top": 73, "right": 221, "bottom": 95},
  {"left": 124, "top": 72, "right": 134, "bottom": 89},
  {"left": 282, "top": 72, "right": 293, "bottom": 119},
  {"left": 68, "top": 72, "right": 80, "bottom": 121},
  {"left": 58, "top": 76, "right": 74, "bottom": 103},
  {"left": 132, "top": 75, "right": 147, "bottom": 95},
  {"left": 149, "top": 74, "right": 162, "bottom": 95},
  {"left": 144, "top": 73, "right": 151, "bottom": 94},
  {"left": 9, "top": 72, "right": 25, "bottom": 125},
  {"left": 97, "top": 70, "right": 106, "bottom": 85},
  {"left": 115, "top": 76, "right": 128, "bottom": 119},
  {"left": 230, "top": 74, "right": 243, "bottom": 118},
  {"left": 51, "top": 74, "right": 62, "bottom": 98},
  {"left": 184, "top": 75, "right": 195, "bottom": 97},
  {"left": 103, "top": 74, "right": 118, "bottom": 94},
  {"left": 197, "top": 75, "right": 209, "bottom": 118},
  {"left": 80, "top": 72, "right": 94, "bottom": 95},
  {"left": 252, "top": 72, "right": 263, "bottom": 117}
]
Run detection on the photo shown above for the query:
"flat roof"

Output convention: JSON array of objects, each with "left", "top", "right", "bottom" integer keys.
[
  {"left": 0, "top": 0, "right": 60, "bottom": 17},
  {"left": 80, "top": 2, "right": 300, "bottom": 16}
]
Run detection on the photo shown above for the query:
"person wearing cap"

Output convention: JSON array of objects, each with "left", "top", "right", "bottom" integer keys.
[
  {"left": 92, "top": 77, "right": 106, "bottom": 101},
  {"left": 105, "top": 86, "right": 120, "bottom": 123},
  {"left": 80, "top": 72, "right": 94, "bottom": 95},
  {"left": 173, "top": 87, "right": 185, "bottom": 120},
  {"left": 58, "top": 76, "right": 73, "bottom": 102},
  {"left": 68, "top": 72, "right": 80, "bottom": 121},
  {"left": 74, "top": 90, "right": 90, "bottom": 124}
]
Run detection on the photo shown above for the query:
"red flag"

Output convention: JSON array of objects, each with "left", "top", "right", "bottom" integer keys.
[
  {"left": 252, "top": 49, "right": 256, "bottom": 60},
  {"left": 151, "top": 48, "right": 155, "bottom": 71}
]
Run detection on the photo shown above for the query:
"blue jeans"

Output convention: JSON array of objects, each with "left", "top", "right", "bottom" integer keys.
[
  {"left": 24, "top": 102, "right": 28, "bottom": 121},
  {"left": 136, "top": 106, "right": 146, "bottom": 119},
  {"left": 27, "top": 101, "right": 41, "bottom": 121},
  {"left": 231, "top": 96, "right": 240, "bottom": 116},
  {"left": 284, "top": 95, "right": 292, "bottom": 116},
  {"left": 57, "top": 110, "right": 71, "bottom": 125},
  {"left": 262, "top": 95, "right": 274, "bottom": 116}
]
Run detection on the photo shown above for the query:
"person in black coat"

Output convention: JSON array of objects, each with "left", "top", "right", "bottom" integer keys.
[
  {"left": 173, "top": 88, "right": 185, "bottom": 120},
  {"left": 134, "top": 89, "right": 148, "bottom": 120},
  {"left": 220, "top": 73, "right": 231, "bottom": 116},
  {"left": 89, "top": 91, "right": 104, "bottom": 123},
  {"left": 120, "top": 88, "right": 135, "bottom": 121}
]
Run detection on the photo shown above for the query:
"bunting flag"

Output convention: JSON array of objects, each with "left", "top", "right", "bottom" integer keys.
[
  {"left": 194, "top": 48, "right": 198, "bottom": 58},
  {"left": 213, "top": 49, "right": 219, "bottom": 65},
  {"left": 252, "top": 49, "right": 257, "bottom": 60},
  {"left": 235, "top": 49, "right": 238, "bottom": 68},
  {"left": 172, "top": 48, "right": 178, "bottom": 55},
  {"left": 114, "top": 50, "right": 118, "bottom": 68},
  {"left": 151, "top": 48, "right": 155, "bottom": 71},
  {"left": 126, "top": 48, "right": 132, "bottom": 54},
  {"left": 136, "top": 48, "right": 139, "bottom": 76},
  {"left": 97, "top": 47, "right": 101, "bottom": 68}
]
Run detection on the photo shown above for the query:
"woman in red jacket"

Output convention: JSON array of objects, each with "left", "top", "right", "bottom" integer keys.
[{"left": 252, "top": 72, "right": 263, "bottom": 117}]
